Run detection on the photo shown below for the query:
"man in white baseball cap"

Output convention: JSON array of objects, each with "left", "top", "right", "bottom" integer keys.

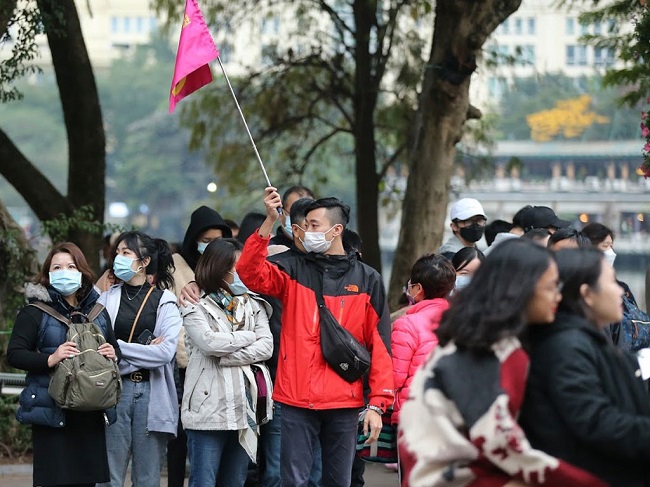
[{"left": 438, "top": 198, "right": 487, "bottom": 259}]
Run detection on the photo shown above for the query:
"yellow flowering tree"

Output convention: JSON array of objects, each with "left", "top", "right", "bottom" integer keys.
[{"left": 526, "top": 95, "right": 609, "bottom": 142}]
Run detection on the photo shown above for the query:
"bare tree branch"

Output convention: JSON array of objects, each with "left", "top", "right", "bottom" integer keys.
[{"left": 378, "top": 143, "right": 406, "bottom": 180}]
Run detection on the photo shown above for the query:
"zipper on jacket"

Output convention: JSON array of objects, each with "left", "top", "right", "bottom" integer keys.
[
  {"left": 338, "top": 299, "right": 345, "bottom": 323},
  {"left": 188, "top": 367, "right": 205, "bottom": 411}
]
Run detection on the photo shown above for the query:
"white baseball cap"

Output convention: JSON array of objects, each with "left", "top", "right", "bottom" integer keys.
[{"left": 450, "top": 198, "right": 486, "bottom": 221}]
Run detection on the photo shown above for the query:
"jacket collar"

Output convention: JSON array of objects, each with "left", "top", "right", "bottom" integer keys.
[
  {"left": 305, "top": 251, "right": 353, "bottom": 278},
  {"left": 547, "top": 311, "right": 609, "bottom": 344},
  {"left": 407, "top": 298, "right": 449, "bottom": 315}
]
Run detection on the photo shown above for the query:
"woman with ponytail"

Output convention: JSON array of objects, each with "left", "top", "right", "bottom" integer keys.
[{"left": 97, "top": 231, "right": 182, "bottom": 487}]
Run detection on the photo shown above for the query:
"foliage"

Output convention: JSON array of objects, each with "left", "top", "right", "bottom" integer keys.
[
  {"left": 494, "top": 74, "right": 641, "bottom": 141},
  {"left": 40, "top": 206, "right": 124, "bottom": 244},
  {"left": 575, "top": 0, "right": 650, "bottom": 106},
  {"left": 639, "top": 101, "right": 650, "bottom": 177},
  {"left": 0, "top": 1, "right": 43, "bottom": 102},
  {"left": 0, "top": 395, "right": 31, "bottom": 460},
  {"left": 526, "top": 95, "right": 609, "bottom": 142}
]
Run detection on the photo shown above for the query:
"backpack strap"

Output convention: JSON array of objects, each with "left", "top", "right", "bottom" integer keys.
[
  {"left": 86, "top": 303, "right": 105, "bottom": 322},
  {"left": 29, "top": 302, "right": 71, "bottom": 327}
]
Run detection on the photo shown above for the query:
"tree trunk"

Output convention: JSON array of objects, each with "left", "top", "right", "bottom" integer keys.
[
  {"left": 387, "top": 0, "right": 522, "bottom": 309},
  {"left": 39, "top": 0, "right": 106, "bottom": 272},
  {"left": 353, "top": 0, "right": 382, "bottom": 273}
]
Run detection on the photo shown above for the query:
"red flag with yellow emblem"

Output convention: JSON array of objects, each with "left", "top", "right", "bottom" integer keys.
[{"left": 169, "top": 0, "right": 219, "bottom": 113}]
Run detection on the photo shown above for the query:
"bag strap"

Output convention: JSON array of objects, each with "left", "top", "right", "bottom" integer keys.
[
  {"left": 127, "top": 286, "right": 155, "bottom": 343},
  {"left": 29, "top": 302, "right": 71, "bottom": 327}
]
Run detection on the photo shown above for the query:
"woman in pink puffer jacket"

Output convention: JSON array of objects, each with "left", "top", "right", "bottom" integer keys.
[{"left": 391, "top": 254, "right": 457, "bottom": 425}]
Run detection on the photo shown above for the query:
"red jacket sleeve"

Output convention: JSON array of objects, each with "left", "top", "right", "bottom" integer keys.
[{"left": 237, "top": 231, "right": 290, "bottom": 298}]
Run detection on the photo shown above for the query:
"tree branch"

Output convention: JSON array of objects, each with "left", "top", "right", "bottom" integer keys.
[
  {"left": 0, "top": 0, "right": 17, "bottom": 38},
  {"left": 301, "top": 127, "right": 344, "bottom": 164},
  {"left": 0, "top": 128, "right": 71, "bottom": 220},
  {"left": 378, "top": 143, "right": 406, "bottom": 180}
]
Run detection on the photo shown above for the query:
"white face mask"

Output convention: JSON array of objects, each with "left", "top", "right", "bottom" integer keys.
[
  {"left": 197, "top": 241, "right": 209, "bottom": 254},
  {"left": 455, "top": 274, "right": 472, "bottom": 291},
  {"left": 302, "top": 226, "right": 337, "bottom": 254},
  {"left": 603, "top": 248, "right": 616, "bottom": 267}
]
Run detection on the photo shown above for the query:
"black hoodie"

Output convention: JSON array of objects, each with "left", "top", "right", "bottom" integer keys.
[{"left": 180, "top": 206, "right": 232, "bottom": 270}]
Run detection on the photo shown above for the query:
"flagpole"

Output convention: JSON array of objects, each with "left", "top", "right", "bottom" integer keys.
[{"left": 216, "top": 56, "right": 273, "bottom": 188}]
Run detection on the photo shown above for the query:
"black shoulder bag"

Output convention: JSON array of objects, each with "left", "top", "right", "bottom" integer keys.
[{"left": 312, "top": 269, "right": 371, "bottom": 383}]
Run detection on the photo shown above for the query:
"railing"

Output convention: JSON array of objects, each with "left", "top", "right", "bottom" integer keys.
[{"left": 0, "top": 372, "right": 26, "bottom": 395}]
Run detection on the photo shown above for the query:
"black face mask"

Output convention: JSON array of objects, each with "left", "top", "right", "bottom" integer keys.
[{"left": 459, "top": 224, "right": 484, "bottom": 243}]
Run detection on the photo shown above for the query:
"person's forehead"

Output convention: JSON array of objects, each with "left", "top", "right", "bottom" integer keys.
[
  {"left": 306, "top": 207, "right": 327, "bottom": 221},
  {"left": 285, "top": 192, "right": 307, "bottom": 211},
  {"left": 51, "top": 252, "right": 74, "bottom": 265}
]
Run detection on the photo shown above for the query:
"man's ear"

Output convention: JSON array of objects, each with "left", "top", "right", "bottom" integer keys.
[{"left": 334, "top": 224, "right": 344, "bottom": 238}]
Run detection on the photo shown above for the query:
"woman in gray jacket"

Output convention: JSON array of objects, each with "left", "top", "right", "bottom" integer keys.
[{"left": 180, "top": 238, "right": 273, "bottom": 487}]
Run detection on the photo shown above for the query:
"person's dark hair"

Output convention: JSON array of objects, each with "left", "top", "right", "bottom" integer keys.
[
  {"left": 521, "top": 228, "right": 550, "bottom": 243},
  {"left": 224, "top": 218, "right": 239, "bottom": 234},
  {"left": 110, "top": 231, "right": 175, "bottom": 290},
  {"left": 282, "top": 185, "right": 315, "bottom": 207},
  {"left": 289, "top": 198, "right": 313, "bottom": 227},
  {"left": 37, "top": 242, "right": 95, "bottom": 300},
  {"left": 195, "top": 238, "right": 244, "bottom": 294},
  {"left": 305, "top": 197, "right": 350, "bottom": 228},
  {"left": 547, "top": 227, "right": 591, "bottom": 249},
  {"left": 438, "top": 239, "right": 555, "bottom": 352},
  {"left": 237, "top": 212, "right": 266, "bottom": 244},
  {"left": 512, "top": 205, "right": 532, "bottom": 229},
  {"left": 581, "top": 222, "right": 614, "bottom": 246},
  {"left": 451, "top": 247, "right": 485, "bottom": 273},
  {"left": 410, "top": 254, "right": 456, "bottom": 300},
  {"left": 343, "top": 229, "right": 362, "bottom": 253},
  {"left": 554, "top": 248, "right": 604, "bottom": 318},
  {"left": 484, "top": 220, "right": 513, "bottom": 246}
]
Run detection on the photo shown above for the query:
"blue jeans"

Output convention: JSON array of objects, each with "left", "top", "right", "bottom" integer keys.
[
  {"left": 186, "top": 429, "right": 250, "bottom": 487},
  {"left": 260, "top": 402, "right": 322, "bottom": 487},
  {"left": 99, "top": 380, "right": 167, "bottom": 487},
  {"left": 280, "top": 404, "right": 358, "bottom": 487}
]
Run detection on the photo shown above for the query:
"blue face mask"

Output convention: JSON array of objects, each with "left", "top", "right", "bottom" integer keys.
[
  {"left": 225, "top": 271, "right": 249, "bottom": 296},
  {"left": 283, "top": 219, "right": 293, "bottom": 237},
  {"left": 113, "top": 254, "right": 138, "bottom": 282},
  {"left": 455, "top": 274, "right": 472, "bottom": 291},
  {"left": 49, "top": 270, "right": 82, "bottom": 296},
  {"left": 197, "top": 241, "right": 209, "bottom": 254}
]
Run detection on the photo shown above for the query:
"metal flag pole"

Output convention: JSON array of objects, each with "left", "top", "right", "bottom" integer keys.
[{"left": 216, "top": 55, "right": 273, "bottom": 188}]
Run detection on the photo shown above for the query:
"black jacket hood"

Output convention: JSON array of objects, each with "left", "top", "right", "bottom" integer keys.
[{"left": 181, "top": 206, "right": 232, "bottom": 270}]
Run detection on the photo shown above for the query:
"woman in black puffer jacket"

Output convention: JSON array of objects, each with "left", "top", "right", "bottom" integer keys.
[{"left": 521, "top": 247, "right": 650, "bottom": 487}]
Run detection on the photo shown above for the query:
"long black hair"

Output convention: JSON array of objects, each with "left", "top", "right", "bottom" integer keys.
[
  {"left": 111, "top": 231, "right": 175, "bottom": 290},
  {"left": 438, "top": 239, "right": 555, "bottom": 352},
  {"left": 554, "top": 248, "right": 604, "bottom": 318}
]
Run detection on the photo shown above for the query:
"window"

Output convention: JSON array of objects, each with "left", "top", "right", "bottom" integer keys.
[
  {"left": 577, "top": 45, "right": 587, "bottom": 65},
  {"left": 566, "top": 17, "right": 575, "bottom": 35},
  {"left": 605, "top": 48, "right": 615, "bottom": 66},
  {"left": 136, "top": 17, "right": 144, "bottom": 33},
  {"left": 521, "top": 44, "right": 536, "bottom": 64},
  {"left": 607, "top": 19, "right": 616, "bottom": 34},
  {"left": 499, "top": 18, "right": 510, "bottom": 35},
  {"left": 111, "top": 16, "right": 119, "bottom": 33},
  {"left": 514, "top": 18, "right": 523, "bottom": 35},
  {"left": 149, "top": 17, "right": 157, "bottom": 32},
  {"left": 261, "top": 44, "right": 276, "bottom": 64},
  {"left": 566, "top": 45, "right": 576, "bottom": 65},
  {"left": 123, "top": 17, "right": 131, "bottom": 33},
  {"left": 528, "top": 18, "right": 536, "bottom": 35},
  {"left": 594, "top": 21, "right": 601, "bottom": 35},
  {"left": 261, "top": 16, "right": 280, "bottom": 35},
  {"left": 580, "top": 21, "right": 589, "bottom": 35},
  {"left": 488, "top": 77, "right": 507, "bottom": 99},
  {"left": 594, "top": 47, "right": 603, "bottom": 66}
]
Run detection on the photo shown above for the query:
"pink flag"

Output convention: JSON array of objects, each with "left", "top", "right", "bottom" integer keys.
[{"left": 169, "top": 0, "right": 220, "bottom": 113}]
